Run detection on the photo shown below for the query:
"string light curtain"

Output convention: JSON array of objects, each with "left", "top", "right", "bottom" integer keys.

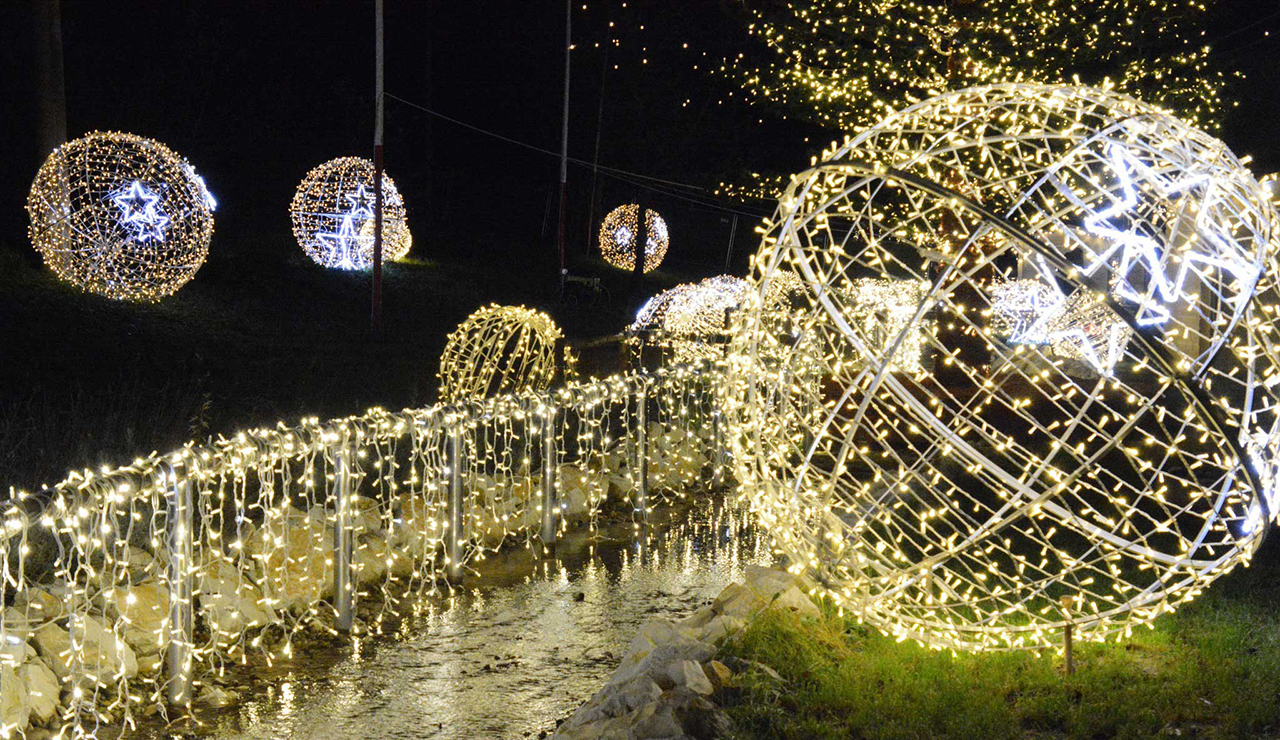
[
  {"left": 728, "top": 83, "right": 1280, "bottom": 651},
  {"left": 290, "top": 156, "right": 410, "bottom": 270},
  {"left": 27, "top": 131, "right": 217, "bottom": 301}
]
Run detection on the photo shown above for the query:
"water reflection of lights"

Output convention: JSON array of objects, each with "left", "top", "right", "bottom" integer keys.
[{"left": 196, "top": 497, "right": 770, "bottom": 740}]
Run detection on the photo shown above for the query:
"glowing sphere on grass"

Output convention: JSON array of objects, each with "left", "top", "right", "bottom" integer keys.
[
  {"left": 439, "top": 304, "right": 566, "bottom": 403},
  {"left": 290, "top": 156, "right": 409, "bottom": 270},
  {"left": 728, "top": 84, "right": 1280, "bottom": 651},
  {"left": 26, "top": 131, "right": 216, "bottom": 301},
  {"left": 600, "top": 204, "right": 669, "bottom": 272}
]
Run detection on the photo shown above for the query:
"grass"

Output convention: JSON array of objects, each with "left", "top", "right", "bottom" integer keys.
[
  {"left": 720, "top": 537, "right": 1280, "bottom": 740},
  {"left": 0, "top": 229, "right": 696, "bottom": 493}
]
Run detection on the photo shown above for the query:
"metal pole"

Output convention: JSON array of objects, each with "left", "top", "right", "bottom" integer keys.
[
  {"left": 371, "top": 0, "right": 385, "bottom": 333},
  {"left": 166, "top": 468, "right": 194, "bottom": 706},
  {"left": 635, "top": 380, "right": 648, "bottom": 523},
  {"left": 541, "top": 406, "right": 558, "bottom": 546},
  {"left": 711, "top": 409, "right": 724, "bottom": 488},
  {"left": 447, "top": 423, "right": 465, "bottom": 582},
  {"left": 333, "top": 444, "right": 354, "bottom": 631},
  {"left": 556, "top": 0, "right": 572, "bottom": 294},
  {"left": 723, "top": 214, "right": 739, "bottom": 272}
]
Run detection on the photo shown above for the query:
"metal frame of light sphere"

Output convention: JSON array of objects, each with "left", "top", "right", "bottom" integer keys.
[
  {"left": 600, "top": 203, "right": 670, "bottom": 273},
  {"left": 27, "top": 131, "right": 216, "bottom": 301},
  {"left": 728, "top": 84, "right": 1280, "bottom": 651},
  {"left": 290, "top": 156, "right": 409, "bottom": 270},
  {"left": 438, "top": 304, "right": 567, "bottom": 403}
]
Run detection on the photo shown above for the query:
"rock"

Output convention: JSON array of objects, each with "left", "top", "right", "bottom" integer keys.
[
  {"left": 198, "top": 558, "right": 278, "bottom": 636},
  {"left": 91, "top": 545, "right": 157, "bottom": 587},
  {"left": 0, "top": 630, "right": 35, "bottom": 667},
  {"left": 563, "top": 675, "right": 661, "bottom": 729},
  {"left": 17, "top": 658, "right": 59, "bottom": 724},
  {"left": 103, "top": 580, "right": 170, "bottom": 657},
  {"left": 620, "top": 618, "right": 700, "bottom": 667},
  {"left": 246, "top": 510, "right": 333, "bottom": 612},
  {"left": 626, "top": 699, "right": 685, "bottom": 739},
  {"left": 698, "top": 614, "right": 746, "bottom": 643},
  {"left": 195, "top": 686, "right": 236, "bottom": 708},
  {"left": 33, "top": 615, "right": 137, "bottom": 683},
  {"left": 0, "top": 663, "right": 31, "bottom": 732},
  {"left": 710, "top": 567, "right": 818, "bottom": 621},
  {"left": 612, "top": 638, "right": 717, "bottom": 692},
  {"left": 668, "top": 660, "right": 714, "bottom": 696},
  {"left": 9, "top": 589, "right": 63, "bottom": 625},
  {"left": 662, "top": 686, "right": 734, "bottom": 739},
  {"left": 703, "top": 660, "right": 733, "bottom": 691},
  {"left": 678, "top": 605, "right": 716, "bottom": 632}
]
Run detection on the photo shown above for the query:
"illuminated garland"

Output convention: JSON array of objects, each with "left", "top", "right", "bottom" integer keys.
[
  {"left": 599, "top": 204, "right": 670, "bottom": 273},
  {"left": 0, "top": 363, "right": 717, "bottom": 736},
  {"left": 438, "top": 304, "right": 573, "bottom": 403},
  {"left": 718, "top": 0, "right": 1231, "bottom": 134},
  {"left": 728, "top": 84, "right": 1280, "bottom": 651},
  {"left": 26, "top": 131, "right": 217, "bottom": 301},
  {"left": 289, "top": 157, "right": 410, "bottom": 270}
]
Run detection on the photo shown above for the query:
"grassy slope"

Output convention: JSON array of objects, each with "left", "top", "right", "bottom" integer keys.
[
  {"left": 0, "top": 231, "right": 689, "bottom": 493},
  {"left": 721, "top": 536, "right": 1280, "bottom": 740}
]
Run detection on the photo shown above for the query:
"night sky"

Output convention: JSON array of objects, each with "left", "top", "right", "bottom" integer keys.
[{"left": 1, "top": 1, "right": 1278, "bottom": 277}]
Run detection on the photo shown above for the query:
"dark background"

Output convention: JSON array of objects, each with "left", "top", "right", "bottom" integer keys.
[{"left": 0, "top": 0, "right": 1277, "bottom": 490}]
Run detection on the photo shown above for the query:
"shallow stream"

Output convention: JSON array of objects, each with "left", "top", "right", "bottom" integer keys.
[{"left": 189, "top": 495, "right": 770, "bottom": 739}]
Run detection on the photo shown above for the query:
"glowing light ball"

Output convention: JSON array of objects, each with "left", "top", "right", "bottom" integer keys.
[
  {"left": 600, "top": 204, "right": 669, "bottom": 272},
  {"left": 439, "top": 304, "right": 566, "bottom": 403},
  {"left": 729, "top": 84, "right": 1280, "bottom": 651},
  {"left": 26, "top": 131, "right": 216, "bottom": 301},
  {"left": 290, "top": 156, "right": 409, "bottom": 270}
]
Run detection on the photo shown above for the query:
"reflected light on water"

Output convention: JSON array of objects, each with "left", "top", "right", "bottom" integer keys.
[{"left": 189, "top": 495, "right": 771, "bottom": 740}]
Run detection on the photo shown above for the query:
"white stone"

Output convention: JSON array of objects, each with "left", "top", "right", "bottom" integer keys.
[
  {"left": 668, "top": 659, "right": 714, "bottom": 695},
  {"left": 0, "top": 664, "right": 31, "bottom": 734},
  {"left": 17, "top": 658, "right": 59, "bottom": 724},
  {"left": 103, "top": 580, "right": 169, "bottom": 657},
  {"left": 198, "top": 558, "right": 278, "bottom": 635},
  {"left": 33, "top": 615, "right": 137, "bottom": 683}
]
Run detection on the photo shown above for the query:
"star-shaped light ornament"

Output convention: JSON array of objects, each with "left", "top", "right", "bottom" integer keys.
[
  {"left": 317, "top": 216, "right": 362, "bottom": 270},
  {"left": 990, "top": 279, "right": 1132, "bottom": 376},
  {"left": 111, "top": 180, "right": 170, "bottom": 243},
  {"left": 343, "top": 185, "right": 377, "bottom": 218},
  {"left": 1066, "top": 143, "right": 1263, "bottom": 328}
]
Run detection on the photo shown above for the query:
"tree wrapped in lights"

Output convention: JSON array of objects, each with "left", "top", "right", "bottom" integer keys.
[
  {"left": 599, "top": 204, "right": 669, "bottom": 273},
  {"left": 26, "top": 131, "right": 217, "bottom": 301},
  {"left": 439, "top": 304, "right": 573, "bottom": 403},
  {"left": 290, "top": 156, "right": 410, "bottom": 270},
  {"left": 721, "top": 0, "right": 1230, "bottom": 135},
  {"left": 728, "top": 84, "right": 1280, "bottom": 651}
]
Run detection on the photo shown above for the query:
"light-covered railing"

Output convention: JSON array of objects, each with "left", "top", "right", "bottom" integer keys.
[{"left": 0, "top": 363, "right": 725, "bottom": 737}]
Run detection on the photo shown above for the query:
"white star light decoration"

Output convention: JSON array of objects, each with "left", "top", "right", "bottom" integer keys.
[
  {"left": 729, "top": 84, "right": 1280, "bottom": 652},
  {"left": 317, "top": 185, "right": 379, "bottom": 269},
  {"left": 111, "top": 180, "right": 171, "bottom": 243},
  {"left": 1071, "top": 142, "right": 1263, "bottom": 328}
]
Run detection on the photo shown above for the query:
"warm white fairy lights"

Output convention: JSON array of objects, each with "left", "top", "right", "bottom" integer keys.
[
  {"left": 728, "top": 83, "right": 1280, "bottom": 651},
  {"left": 599, "top": 204, "right": 670, "bottom": 273},
  {"left": 26, "top": 131, "right": 216, "bottom": 301},
  {"left": 438, "top": 304, "right": 573, "bottom": 403},
  {"left": 289, "top": 157, "right": 410, "bottom": 270},
  {"left": 0, "top": 362, "right": 718, "bottom": 737}
]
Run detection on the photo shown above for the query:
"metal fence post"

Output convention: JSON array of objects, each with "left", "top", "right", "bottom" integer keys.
[
  {"left": 333, "top": 441, "right": 354, "bottom": 631},
  {"left": 540, "top": 405, "right": 558, "bottom": 546},
  {"left": 447, "top": 421, "right": 465, "bottom": 582},
  {"left": 635, "top": 379, "right": 649, "bottom": 523},
  {"left": 711, "top": 408, "right": 725, "bottom": 487},
  {"left": 166, "top": 467, "right": 194, "bottom": 706}
]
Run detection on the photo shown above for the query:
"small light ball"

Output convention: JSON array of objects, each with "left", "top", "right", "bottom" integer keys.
[
  {"left": 26, "top": 131, "right": 216, "bottom": 301},
  {"left": 600, "top": 204, "right": 669, "bottom": 272},
  {"left": 290, "top": 156, "right": 409, "bottom": 270},
  {"left": 438, "top": 304, "right": 566, "bottom": 403}
]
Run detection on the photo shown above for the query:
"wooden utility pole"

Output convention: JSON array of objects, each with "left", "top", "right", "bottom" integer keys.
[
  {"left": 556, "top": 0, "right": 572, "bottom": 293},
  {"left": 372, "top": 0, "right": 385, "bottom": 333},
  {"left": 32, "top": 0, "right": 66, "bottom": 158}
]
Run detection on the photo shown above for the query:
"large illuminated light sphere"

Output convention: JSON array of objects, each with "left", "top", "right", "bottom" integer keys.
[
  {"left": 729, "top": 84, "right": 1280, "bottom": 651},
  {"left": 290, "top": 156, "right": 409, "bottom": 270},
  {"left": 438, "top": 304, "right": 566, "bottom": 403},
  {"left": 26, "top": 131, "right": 217, "bottom": 301},
  {"left": 600, "top": 204, "right": 669, "bottom": 272}
]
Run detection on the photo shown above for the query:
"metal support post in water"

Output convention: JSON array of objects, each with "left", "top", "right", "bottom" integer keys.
[
  {"left": 166, "top": 468, "right": 194, "bottom": 706},
  {"left": 447, "top": 424, "right": 465, "bottom": 582},
  {"left": 635, "top": 380, "right": 649, "bottom": 523},
  {"left": 540, "top": 406, "right": 558, "bottom": 547},
  {"left": 711, "top": 409, "right": 725, "bottom": 488},
  {"left": 333, "top": 444, "right": 354, "bottom": 632}
]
